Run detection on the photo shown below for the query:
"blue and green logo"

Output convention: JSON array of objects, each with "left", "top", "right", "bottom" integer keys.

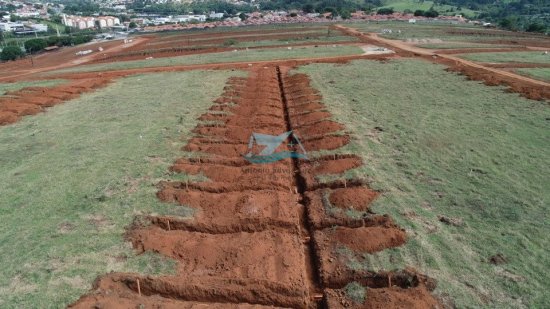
[{"left": 244, "top": 131, "right": 308, "bottom": 164}]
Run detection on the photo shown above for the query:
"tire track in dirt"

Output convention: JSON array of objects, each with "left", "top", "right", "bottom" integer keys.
[{"left": 70, "top": 66, "right": 440, "bottom": 308}]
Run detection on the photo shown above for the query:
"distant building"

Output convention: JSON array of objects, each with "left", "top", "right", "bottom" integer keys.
[
  {"left": 28, "top": 23, "right": 48, "bottom": 32},
  {"left": 171, "top": 15, "right": 207, "bottom": 23},
  {"left": 209, "top": 12, "right": 224, "bottom": 19},
  {"left": 14, "top": 10, "right": 40, "bottom": 18},
  {"left": 62, "top": 14, "right": 120, "bottom": 30},
  {"left": 0, "top": 22, "right": 24, "bottom": 32}
]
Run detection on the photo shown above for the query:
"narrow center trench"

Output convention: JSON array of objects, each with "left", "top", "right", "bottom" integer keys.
[
  {"left": 276, "top": 66, "right": 324, "bottom": 308},
  {"left": 70, "top": 66, "right": 442, "bottom": 309}
]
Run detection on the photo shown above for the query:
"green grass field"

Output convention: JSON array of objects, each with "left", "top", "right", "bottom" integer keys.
[
  {"left": 349, "top": 22, "right": 536, "bottom": 44},
  {"left": 147, "top": 29, "right": 329, "bottom": 46},
  {"left": 148, "top": 23, "right": 331, "bottom": 37},
  {"left": 231, "top": 35, "right": 357, "bottom": 48},
  {"left": 297, "top": 59, "right": 550, "bottom": 308},
  {"left": 378, "top": 0, "right": 478, "bottom": 16},
  {"left": 0, "top": 69, "right": 243, "bottom": 307},
  {"left": 50, "top": 45, "right": 363, "bottom": 74},
  {"left": 458, "top": 51, "right": 550, "bottom": 64},
  {"left": 516, "top": 68, "right": 550, "bottom": 82},
  {"left": 145, "top": 32, "right": 357, "bottom": 50},
  {"left": 0, "top": 80, "right": 65, "bottom": 96}
]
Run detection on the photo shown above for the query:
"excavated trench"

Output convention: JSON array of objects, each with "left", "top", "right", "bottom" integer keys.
[
  {"left": 0, "top": 78, "right": 113, "bottom": 126},
  {"left": 70, "top": 66, "right": 441, "bottom": 308}
]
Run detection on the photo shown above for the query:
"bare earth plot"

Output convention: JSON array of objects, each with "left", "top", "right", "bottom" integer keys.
[{"left": 0, "top": 22, "right": 549, "bottom": 309}]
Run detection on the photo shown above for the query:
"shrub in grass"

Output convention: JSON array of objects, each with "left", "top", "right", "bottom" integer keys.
[
  {"left": 223, "top": 39, "right": 238, "bottom": 46},
  {"left": 0, "top": 45, "right": 24, "bottom": 61},
  {"left": 344, "top": 282, "right": 366, "bottom": 303},
  {"left": 24, "top": 38, "right": 47, "bottom": 54}
]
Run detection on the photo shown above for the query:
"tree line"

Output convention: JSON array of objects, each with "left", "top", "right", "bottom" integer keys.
[{"left": 1, "top": 35, "right": 93, "bottom": 61}]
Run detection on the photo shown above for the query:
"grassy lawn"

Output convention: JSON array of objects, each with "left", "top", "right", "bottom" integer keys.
[
  {"left": 458, "top": 51, "right": 550, "bottom": 64},
  {"left": 378, "top": 0, "right": 477, "bottom": 16},
  {"left": 516, "top": 68, "right": 550, "bottom": 82},
  {"left": 297, "top": 59, "right": 549, "bottom": 308},
  {"left": 144, "top": 31, "right": 356, "bottom": 50},
  {"left": 149, "top": 23, "right": 331, "bottom": 37},
  {"left": 349, "top": 22, "right": 536, "bottom": 44},
  {"left": 0, "top": 69, "right": 242, "bottom": 307},
  {"left": 51, "top": 45, "right": 363, "bottom": 74},
  {"left": 0, "top": 79, "right": 65, "bottom": 96},
  {"left": 231, "top": 35, "right": 357, "bottom": 48},
  {"left": 148, "top": 29, "right": 329, "bottom": 46}
]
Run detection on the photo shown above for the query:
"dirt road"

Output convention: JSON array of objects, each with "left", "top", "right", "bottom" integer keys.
[{"left": 335, "top": 25, "right": 550, "bottom": 100}]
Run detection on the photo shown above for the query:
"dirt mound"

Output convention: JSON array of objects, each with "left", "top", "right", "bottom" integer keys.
[
  {"left": 0, "top": 78, "right": 112, "bottom": 126},
  {"left": 153, "top": 189, "right": 300, "bottom": 233},
  {"left": 71, "top": 66, "right": 441, "bottom": 308},
  {"left": 321, "top": 225, "right": 407, "bottom": 253},
  {"left": 329, "top": 186, "right": 380, "bottom": 210},
  {"left": 325, "top": 285, "right": 440, "bottom": 309}
]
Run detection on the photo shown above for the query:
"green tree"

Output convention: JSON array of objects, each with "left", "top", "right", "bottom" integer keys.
[
  {"left": 526, "top": 22, "right": 546, "bottom": 33},
  {"left": 424, "top": 9, "right": 439, "bottom": 18},
  {"left": 1, "top": 45, "right": 24, "bottom": 61},
  {"left": 377, "top": 8, "right": 394, "bottom": 15},
  {"left": 24, "top": 38, "right": 47, "bottom": 53},
  {"left": 239, "top": 12, "right": 247, "bottom": 20},
  {"left": 119, "top": 15, "right": 130, "bottom": 22},
  {"left": 302, "top": 4, "right": 314, "bottom": 13},
  {"left": 50, "top": 15, "right": 62, "bottom": 24},
  {"left": 46, "top": 35, "right": 61, "bottom": 46},
  {"left": 339, "top": 9, "right": 352, "bottom": 19},
  {"left": 129, "top": 21, "right": 138, "bottom": 28},
  {"left": 414, "top": 9, "right": 425, "bottom": 16},
  {"left": 499, "top": 16, "right": 519, "bottom": 31}
]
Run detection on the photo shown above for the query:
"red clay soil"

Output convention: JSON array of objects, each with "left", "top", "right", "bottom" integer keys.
[
  {"left": 334, "top": 25, "right": 550, "bottom": 101},
  {"left": 70, "top": 66, "right": 441, "bottom": 308},
  {"left": 0, "top": 77, "right": 112, "bottom": 126},
  {"left": 329, "top": 186, "right": 380, "bottom": 211},
  {"left": 325, "top": 285, "right": 440, "bottom": 309},
  {"left": 433, "top": 47, "right": 530, "bottom": 54},
  {"left": 480, "top": 62, "right": 550, "bottom": 69},
  {"left": 92, "top": 27, "right": 349, "bottom": 63},
  {"left": 0, "top": 38, "right": 148, "bottom": 83},
  {"left": 148, "top": 26, "right": 329, "bottom": 41},
  {"left": 483, "top": 38, "right": 550, "bottom": 48},
  {"left": 92, "top": 41, "right": 359, "bottom": 63},
  {"left": 46, "top": 53, "right": 393, "bottom": 82},
  {"left": 324, "top": 268, "right": 439, "bottom": 308},
  {"left": 136, "top": 27, "right": 332, "bottom": 49}
]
